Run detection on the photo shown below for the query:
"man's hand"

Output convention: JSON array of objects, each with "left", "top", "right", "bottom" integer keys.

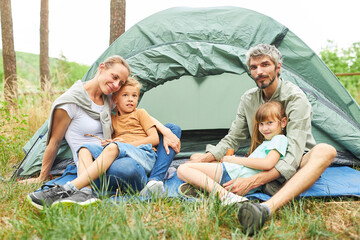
[
  {"left": 222, "top": 177, "right": 257, "bottom": 196},
  {"left": 163, "top": 131, "right": 181, "bottom": 154},
  {"left": 189, "top": 152, "right": 216, "bottom": 163}
]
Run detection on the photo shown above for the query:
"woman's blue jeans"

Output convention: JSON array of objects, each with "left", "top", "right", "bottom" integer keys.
[{"left": 91, "top": 123, "right": 181, "bottom": 193}]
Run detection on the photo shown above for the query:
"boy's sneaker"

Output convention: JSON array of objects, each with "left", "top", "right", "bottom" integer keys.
[
  {"left": 27, "top": 184, "right": 74, "bottom": 210},
  {"left": 178, "top": 183, "right": 208, "bottom": 199},
  {"left": 53, "top": 189, "right": 101, "bottom": 207},
  {"left": 237, "top": 202, "right": 270, "bottom": 235},
  {"left": 221, "top": 192, "right": 249, "bottom": 205},
  {"left": 139, "top": 180, "right": 165, "bottom": 197}
]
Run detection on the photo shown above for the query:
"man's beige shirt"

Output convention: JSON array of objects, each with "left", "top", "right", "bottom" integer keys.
[{"left": 206, "top": 79, "right": 316, "bottom": 180}]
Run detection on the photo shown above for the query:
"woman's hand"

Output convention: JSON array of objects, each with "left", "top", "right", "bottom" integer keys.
[
  {"left": 18, "top": 176, "right": 46, "bottom": 184},
  {"left": 101, "top": 139, "right": 113, "bottom": 146}
]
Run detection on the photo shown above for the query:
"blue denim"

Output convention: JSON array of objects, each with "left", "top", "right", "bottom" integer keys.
[
  {"left": 112, "top": 142, "right": 157, "bottom": 175},
  {"left": 78, "top": 123, "right": 181, "bottom": 192},
  {"left": 78, "top": 143, "right": 149, "bottom": 192},
  {"left": 219, "top": 163, "right": 232, "bottom": 186},
  {"left": 94, "top": 156, "right": 147, "bottom": 193},
  {"left": 148, "top": 123, "right": 182, "bottom": 182}
]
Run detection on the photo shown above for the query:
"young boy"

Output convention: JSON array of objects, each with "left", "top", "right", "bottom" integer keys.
[{"left": 27, "top": 78, "right": 159, "bottom": 208}]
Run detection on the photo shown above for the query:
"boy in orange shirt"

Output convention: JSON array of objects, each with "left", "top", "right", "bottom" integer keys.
[{"left": 28, "top": 78, "right": 159, "bottom": 208}]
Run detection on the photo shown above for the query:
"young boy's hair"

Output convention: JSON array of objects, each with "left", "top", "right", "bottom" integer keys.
[
  {"left": 247, "top": 100, "right": 286, "bottom": 155},
  {"left": 112, "top": 77, "right": 142, "bottom": 101}
]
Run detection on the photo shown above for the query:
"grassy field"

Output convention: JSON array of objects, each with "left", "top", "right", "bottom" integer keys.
[{"left": 0, "top": 52, "right": 360, "bottom": 239}]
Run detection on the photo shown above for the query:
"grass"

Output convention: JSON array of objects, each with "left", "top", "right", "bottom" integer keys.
[
  {"left": 0, "top": 181, "right": 359, "bottom": 239},
  {"left": 0, "top": 52, "right": 359, "bottom": 239},
  {"left": 0, "top": 94, "right": 359, "bottom": 239}
]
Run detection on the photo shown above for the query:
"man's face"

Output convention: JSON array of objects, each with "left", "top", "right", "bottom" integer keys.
[{"left": 249, "top": 56, "right": 280, "bottom": 89}]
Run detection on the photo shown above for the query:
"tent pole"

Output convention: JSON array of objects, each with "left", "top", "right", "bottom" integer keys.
[{"left": 10, "top": 134, "right": 43, "bottom": 181}]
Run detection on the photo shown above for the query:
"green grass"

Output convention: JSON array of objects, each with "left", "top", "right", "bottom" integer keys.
[
  {"left": 0, "top": 52, "right": 360, "bottom": 239},
  {"left": 0, "top": 50, "right": 89, "bottom": 92},
  {"left": 0, "top": 182, "right": 359, "bottom": 239}
]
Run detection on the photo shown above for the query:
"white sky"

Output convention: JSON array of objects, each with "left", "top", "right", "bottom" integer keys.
[{"left": 3, "top": 0, "right": 360, "bottom": 65}]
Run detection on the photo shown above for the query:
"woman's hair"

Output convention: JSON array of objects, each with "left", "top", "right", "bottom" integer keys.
[
  {"left": 248, "top": 100, "right": 286, "bottom": 155},
  {"left": 95, "top": 55, "right": 131, "bottom": 77},
  {"left": 112, "top": 77, "right": 142, "bottom": 101}
]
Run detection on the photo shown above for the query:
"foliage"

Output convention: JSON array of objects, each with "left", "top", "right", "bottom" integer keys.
[
  {"left": 319, "top": 41, "right": 360, "bottom": 103},
  {"left": 51, "top": 53, "right": 89, "bottom": 90},
  {"left": 0, "top": 100, "right": 30, "bottom": 172},
  {"left": 0, "top": 51, "right": 89, "bottom": 92}
]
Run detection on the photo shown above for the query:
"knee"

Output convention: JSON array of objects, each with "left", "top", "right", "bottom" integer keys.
[
  {"left": 108, "top": 158, "right": 142, "bottom": 178},
  {"left": 165, "top": 123, "right": 182, "bottom": 137},
  {"left": 78, "top": 147, "right": 89, "bottom": 156},
  {"left": 104, "top": 142, "right": 119, "bottom": 155},
  {"left": 120, "top": 166, "right": 139, "bottom": 179},
  {"left": 177, "top": 164, "right": 188, "bottom": 180},
  {"left": 313, "top": 143, "right": 337, "bottom": 166}
]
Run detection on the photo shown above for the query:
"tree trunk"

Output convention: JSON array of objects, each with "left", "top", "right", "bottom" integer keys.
[
  {"left": 40, "top": 0, "right": 50, "bottom": 91},
  {"left": 0, "top": 0, "right": 17, "bottom": 107},
  {"left": 109, "top": 0, "right": 126, "bottom": 45}
]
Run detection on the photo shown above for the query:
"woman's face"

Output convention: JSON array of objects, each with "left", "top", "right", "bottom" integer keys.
[{"left": 98, "top": 63, "right": 129, "bottom": 95}]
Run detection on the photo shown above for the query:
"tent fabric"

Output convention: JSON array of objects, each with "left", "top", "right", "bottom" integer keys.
[
  {"left": 17, "top": 6, "right": 360, "bottom": 178},
  {"left": 81, "top": 6, "right": 360, "bottom": 158},
  {"left": 42, "top": 165, "right": 360, "bottom": 201}
]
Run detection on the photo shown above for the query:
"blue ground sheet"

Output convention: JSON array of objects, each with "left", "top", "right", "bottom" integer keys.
[{"left": 44, "top": 165, "right": 360, "bottom": 202}]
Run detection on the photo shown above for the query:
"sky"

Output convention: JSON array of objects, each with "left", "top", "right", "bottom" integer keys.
[{"left": 2, "top": 0, "right": 360, "bottom": 65}]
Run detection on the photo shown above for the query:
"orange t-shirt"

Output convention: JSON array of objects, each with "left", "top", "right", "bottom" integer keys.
[{"left": 111, "top": 108, "right": 155, "bottom": 146}]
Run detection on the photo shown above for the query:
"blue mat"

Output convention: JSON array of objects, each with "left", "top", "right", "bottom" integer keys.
[{"left": 44, "top": 165, "right": 360, "bottom": 202}]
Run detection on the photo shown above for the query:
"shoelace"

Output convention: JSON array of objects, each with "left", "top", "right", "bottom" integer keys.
[{"left": 43, "top": 184, "right": 72, "bottom": 199}]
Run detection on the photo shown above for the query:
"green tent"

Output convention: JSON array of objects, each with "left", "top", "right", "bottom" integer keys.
[{"left": 16, "top": 6, "right": 360, "bottom": 178}]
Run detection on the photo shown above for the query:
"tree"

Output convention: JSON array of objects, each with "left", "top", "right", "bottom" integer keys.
[
  {"left": 0, "top": 0, "right": 17, "bottom": 107},
  {"left": 320, "top": 41, "right": 360, "bottom": 103},
  {"left": 40, "top": 0, "right": 50, "bottom": 91},
  {"left": 109, "top": 0, "right": 125, "bottom": 45}
]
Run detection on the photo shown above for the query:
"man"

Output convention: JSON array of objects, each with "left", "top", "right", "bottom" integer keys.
[{"left": 190, "top": 44, "right": 336, "bottom": 235}]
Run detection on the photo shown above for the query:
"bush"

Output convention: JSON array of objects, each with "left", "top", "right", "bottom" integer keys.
[{"left": 320, "top": 41, "right": 360, "bottom": 103}]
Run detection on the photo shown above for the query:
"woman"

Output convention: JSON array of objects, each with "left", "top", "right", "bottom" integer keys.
[{"left": 21, "top": 56, "right": 181, "bottom": 197}]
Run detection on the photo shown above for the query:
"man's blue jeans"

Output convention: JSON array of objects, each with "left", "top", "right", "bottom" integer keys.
[{"left": 86, "top": 123, "right": 181, "bottom": 192}]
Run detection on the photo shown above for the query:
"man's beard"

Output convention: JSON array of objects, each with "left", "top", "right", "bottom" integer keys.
[{"left": 254, "top": 69, "right": 277, "bottom": 89}]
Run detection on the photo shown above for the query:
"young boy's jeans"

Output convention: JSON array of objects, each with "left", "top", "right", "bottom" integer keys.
[{"left": 81, "top": 123, "right": 181, "bottom": 193}]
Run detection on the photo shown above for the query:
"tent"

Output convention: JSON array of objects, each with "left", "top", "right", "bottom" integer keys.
[{"left": 15, "top": 6, "right": 360, "bottom": 178}]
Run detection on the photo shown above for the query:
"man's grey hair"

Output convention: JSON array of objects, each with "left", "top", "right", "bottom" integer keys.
[{"left": 245, "top": 44, "right": 283, "bottom": 69}]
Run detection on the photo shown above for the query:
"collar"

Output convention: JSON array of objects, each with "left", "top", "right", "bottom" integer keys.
[{"left": 260, "top": 78, "right": 283, "bottom": 103}]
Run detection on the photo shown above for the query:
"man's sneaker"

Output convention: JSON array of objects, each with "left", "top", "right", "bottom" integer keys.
[
  {"left": 237, "top": 202, "right": 270, "bottom": 235},
  {"left": 52, "top": 190, "right": 101, "bottom": 207},
  {"left": 27, "top": 184, "right": 74, "bottom": 210},
  {"left": 221, "top": 192, "right": 249, "bottom": 205},
  {"left": 178, "top": 183, "right": 208, "bottom": 199},
  {"left": 139, "top": 180, "right": 165, "bottom": 197}
]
